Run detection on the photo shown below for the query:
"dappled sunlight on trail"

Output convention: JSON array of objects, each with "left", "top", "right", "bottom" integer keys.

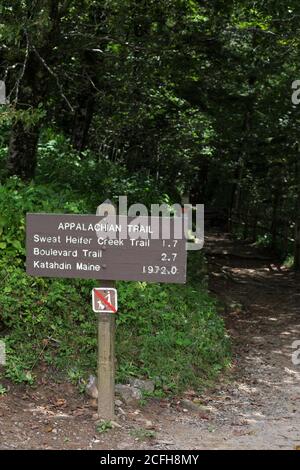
[{"left": 155, "top": 233, "right": 300, "bottom": 449}]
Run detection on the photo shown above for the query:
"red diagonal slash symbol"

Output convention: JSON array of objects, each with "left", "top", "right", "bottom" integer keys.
[{"left": 94, "top": 289, "right": 117, "bottom": 313}]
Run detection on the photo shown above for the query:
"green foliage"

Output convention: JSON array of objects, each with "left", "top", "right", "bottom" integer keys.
[
  {"left": 116, "top": 281, "right": 230, "bottom": 392},
  {"left": 0, "top": 0, "right": 248, "bottom": 392},
  {"left": 1, "top": 0, "right": 300, "bottom": 265},
  {"left": 0, "top": 254, "right": 230, "bottom": 392},
  {"left": 130, "top": 428, "right": 156, "bottom": 440},
  {"left": 36, "top": 136, "right": 169, "bottom": 209},
  {"left": 0, "top": 176, "right": 89, "bottom": 259},
  {"left": 284, "top": 254, "right": 294, "bottom": 269},
  {"left": 0, "top": 177, "right": 230, "bottom": 393},
  {"left": 96, "top": 420, "right": 113, "bottom": 434}
]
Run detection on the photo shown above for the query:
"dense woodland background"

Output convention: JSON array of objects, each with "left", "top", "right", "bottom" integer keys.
[{"left": 0, "top": 0, "right": 300, "bottom": 392}]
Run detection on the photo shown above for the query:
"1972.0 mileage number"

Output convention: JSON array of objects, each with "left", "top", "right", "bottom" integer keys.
[{"left": 142, "top": 265, "right": 178, "bottom": 275}]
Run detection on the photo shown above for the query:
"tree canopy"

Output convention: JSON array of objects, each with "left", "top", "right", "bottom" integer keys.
[{"left": 1, "top": 0, "right": 300, "bottom": 266}]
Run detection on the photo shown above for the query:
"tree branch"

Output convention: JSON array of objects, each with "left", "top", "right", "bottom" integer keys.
[{"left": 32, "top": 45, "right": 74, "bottom": 112}]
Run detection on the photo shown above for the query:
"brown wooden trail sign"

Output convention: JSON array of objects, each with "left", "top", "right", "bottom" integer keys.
[
  {"left": 26, "top": 211, "right": 187, "bottom": 420},
  {"left": 26, "top": 213, "right": 187, "bottom": 283}
]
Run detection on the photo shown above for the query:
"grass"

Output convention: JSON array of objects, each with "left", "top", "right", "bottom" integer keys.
[{"left": 130, "top": 428, "right": 156, "bottom": 441}]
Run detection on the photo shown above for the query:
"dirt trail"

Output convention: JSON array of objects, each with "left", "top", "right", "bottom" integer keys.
[
  {"left": 157, "top": 233, "right": 300, "bottom": 449},
  {"left": 0, "top": 233, "right": 300, "bottom": 450}
]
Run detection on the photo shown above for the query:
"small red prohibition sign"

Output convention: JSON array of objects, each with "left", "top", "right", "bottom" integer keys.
[{"left": 94, "top": 289, "right": 117, "bottom": 313}]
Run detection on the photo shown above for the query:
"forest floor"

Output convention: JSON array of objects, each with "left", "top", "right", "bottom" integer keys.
[{"left": 0, "top": 233, "right": 300, "bottom": 450}]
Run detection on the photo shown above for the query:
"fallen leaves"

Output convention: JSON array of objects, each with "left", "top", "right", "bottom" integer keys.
[{"left": 53, "top": 398, "right": 67, "bottom": 408}]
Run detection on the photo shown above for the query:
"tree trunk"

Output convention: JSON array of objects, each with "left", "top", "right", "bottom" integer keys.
[
  {"left": 271, "top": 190, "right": 280, "bottom": 251},
  {"left": 251, "top": 212, "right": 258, "bottom": 242},
  {"left": 243, "top": 205, "right": 249, "bottom": 240},
  {"left": 7, "top": 120, "right": 40, "bottom": 180},
  {"left": 5, "top": 4, "right": 65, "bottom": 179},
  {"left": 6, "top": 49, "right": 44, "bottom": 180},
  {"left": 294, "top": 158, "right": 300, "bottom": 270},
  {"left": 234, "top": 159, "right": 244, "bottom": 217},
  {"left": 71, "top": 94, "right": 95, "bottom": 152},
  {"left": 282, "top": 217, "right": 289, "bottom": 261}
]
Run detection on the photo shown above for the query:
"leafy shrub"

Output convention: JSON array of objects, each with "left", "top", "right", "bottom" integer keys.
[
  {"left": 0, "top": 259, "right": 230, "bottom": 391},
  {"left": 116, "top": 281, "right": 230, "bottom": 391},
  {"left": 36, "top": 136, "right": 170, "bottom": 209},
  {"left": 0, "top": 177, "right": 89, "bottom": 258},
  {"left": 0, "top": 173, "right": 230, "bottom": 393}
]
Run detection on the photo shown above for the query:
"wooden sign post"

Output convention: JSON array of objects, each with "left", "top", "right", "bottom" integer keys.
[{"left": 97, "top": 280, "right": 116, "bottom": 420}]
